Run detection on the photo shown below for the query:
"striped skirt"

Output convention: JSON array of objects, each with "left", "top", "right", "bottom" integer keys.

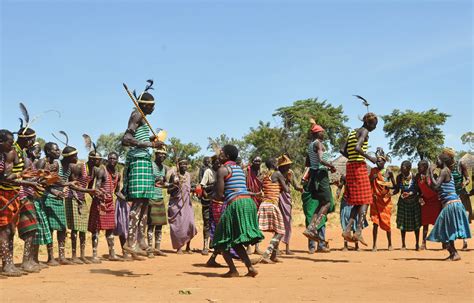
[
  {"left": 17, "top": 198, "right": 38, "bottom": 239},
  {"left": 124, "top": 156, "right": 154, "bottom": 199},
  {"left": 148, "top": 198, "right": 167, "bottom": 226},
  {"left": 258, "top": 201, "right": 286, "bottom": 235},
  {"left": 33, "top": 199, "right": 52, "bottom": 245},
  {"left": 44, "top": 194, "right": 67, "bottom": 231},
  {"left": 0, "top": 189, "right": 21, "bottom": 227},
  {"left": 65, "top": 198, "right": 89, "bottom": 232},
  {"left": 88, "top": 197, "right": 115, "bottom": 233},
  {"left": 212, "top": 197, "right": 264, "bottom": 251},
  {"left": 428, "top": 200, "right": 472, "bottom": 243}
]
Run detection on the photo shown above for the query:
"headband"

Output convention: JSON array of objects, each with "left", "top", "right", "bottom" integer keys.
[
  {"left": 18, "top": 131, "right": 36, "bottom": 138},
  {"left": 62, "top": 150, "right": 78, "bottom": 157}
]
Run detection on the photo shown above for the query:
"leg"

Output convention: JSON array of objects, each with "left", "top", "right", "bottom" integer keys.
[
  {"left": 342, "top": 205, "right": 359, "bottom": 242},
  {"left": 0, "top": 225, "right": 22, "bottom": 277},
  {"left": 70, "top": 231, "right": 83, "bottom": 264},
  {"left": 21, "top": 231, "right": 39, "bottom": 272},
  {"left": 317, "top": 226, "right": 329, "bottom": 252},
  {"left": 449, "top": 240, "right": 461, "bottom": 261},
  {"left": 257, "top": 233, "right": 283, "bottom": 263},
  {"left": 372, "top": 224, "right": 378, "bottom": 252},
  {"left": 125, "top": 200, "right": 142, "bottom": 250},
  {"left": 90, "top": 232, "right": 101, "bottom": 263},
  {"left": 401, "top": 231, "right": 406, "bottom": 250},
  {"left": 154, "top": 225, "right": 166, "bottom": 256},
  {"left": 387, "top": 231, "right": 393, "bottom": 251},
  {"left": 221, "top": 250, "right": 239, "bottom": 277},
  {"left": 234, "top": 244, "right": 258, "bottom": 277},
  {"left": 304, "top": 200, "right": 330, "bottom": 244},
  {"left": 57, "top": 230, "right": 72, "bottom": 265},
  {"left": 206, "top": 251, "right": 223, "bottom": 267},
  {"left": 201, "top": 200, "right": 211, "bottom": 255},
  {"left": 254, "top": 242, "right": 264, "bottom": 255},
  {"left": 353, "top": 204, "right": 368, "bottom": 246},
  {"left": 308, "top": 239, "right": 316, "bottom": 254},
  {"left": 46, "top": 230, "right": 59, "bottom": 266},
  {"left": 137, "top": 202, "right": 149, "bottom": 251},
  {"left": 106, "top": 230, "right": 120, "bottom": 261},
  {"left": 119, "top": 235, "right": 132, "bottom": 261},
  {"left": 421, "top": 225, "right": 428, "bottom": 250},
  {"left": 415, "top": 229, "right": 420, "bottom": 251},
  {"left": 79, "top": 232, "right": 91, "bottom": 264},
  {"left": 147, "top": 224, "right": 154, "bottom": 249},
  {"left": 185, "top": 241, "right": 193, "bottom": 254}
]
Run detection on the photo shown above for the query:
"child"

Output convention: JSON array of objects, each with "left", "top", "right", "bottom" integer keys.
[
  {"left": 415, "top": 160, "right": 442, "bottom": 250},
  {"left": 394, "top": 160, "right": 421, "bottom": 250}
]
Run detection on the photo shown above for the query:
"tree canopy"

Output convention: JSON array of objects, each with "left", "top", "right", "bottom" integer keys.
[{"left": 96, "top": 132, "right": 128, "bottom": 160}]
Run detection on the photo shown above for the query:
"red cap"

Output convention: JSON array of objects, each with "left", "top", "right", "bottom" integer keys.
[{"left": 311, "top": 124, "right": 324, "bottom": 133}]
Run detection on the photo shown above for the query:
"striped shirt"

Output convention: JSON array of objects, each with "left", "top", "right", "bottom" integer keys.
[
  {"left": 451, "top": 164, "right": 464, "bottom": 195},
  {"left": 308, "top": 139, "right": 331, "bottom": 170},
  {"left": 152, "top": 162, "right": 166, "bottom": 200},
  {"left": 68, "top": 162, "right": 90, "bottom": 201},
  {"left": 346, "top": 130, "right": 368, "bottom": 162},
  {"left": 224, "top": 161, "right": 249, "bottom": 203},
  {"left": 0, "top": 142, "right": 25, "bottom": 191},
  {"left": 262, "top": 171, "right": 281, "bottom": 204},
  {"left": 128, "top": 123, "right": 151, "bottom": 158},
  {"left": 439, "top": 174, "right": 459, "bottom": 204}
]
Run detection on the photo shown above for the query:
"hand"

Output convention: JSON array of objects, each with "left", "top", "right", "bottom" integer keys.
[
  {"left": 419, "top": 197, "right": 425, "bottom": 206},
  {"left": 56, "top": 191, "right": 65, "bottom": 199},
  {"left": 328, "top": 165, "right": 337, "bottom": 173},
  {"left": 462, "top": 179, "right": 470, "bottom": 188}
]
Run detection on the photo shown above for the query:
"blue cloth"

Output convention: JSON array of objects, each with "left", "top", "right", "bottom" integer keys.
[
  {"left": 427, "top": 201, "right": 471, "bottom": 243},
  {"left": 308, "top": 226, "right": 326, "bottom": 250},
  {"left": 340, "top": 198, "right": 368, "bottom": 232}
]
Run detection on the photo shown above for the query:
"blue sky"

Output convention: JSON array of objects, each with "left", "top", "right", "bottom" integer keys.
[{"left": 1, "top": 0, "right": 472, "bottom": 163}]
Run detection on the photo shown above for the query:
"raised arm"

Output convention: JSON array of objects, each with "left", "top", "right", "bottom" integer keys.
[{"left": 428, "top": 166, "right": 450, "bottom": 191}]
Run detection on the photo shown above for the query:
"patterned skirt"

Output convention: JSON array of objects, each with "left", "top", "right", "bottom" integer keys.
[
  {"left": 17, "top": 198, "right": 38, "bottom": 239},
  {"left": 279, "top": 192, "right": 292, "bottom": 244},
  {"left": 148, "top": 198, "right": 167, "bottom": 226},
  {"left": 88, "top": 197, "right": 115, "bottom": 233},
  {"left": 396, "top": 195, "right": 422, "bottom": 232},
  {"left": 125, "top": 156, "right": 154, "bottom": 199},
  {"left": 65, "top": 198, "right": 89, "bottom": 232},
  {"left": 212, "top": 197, "right": 264, "bottom": 251},
  {"left": 257, "top": 201, "right": 286, "bottom": 235},
  {"left": 44, "top": 194, "right": 67, "bottom": 231},
  {"left": 33, "top": 199, "right": 52, "bottom": 245},
  {"left": 427, "top": 200, "right": 472, "bottom": 243},
  {"left": 0, "top": 189, "right": 21, "bottom": 227},
  {"left": 114, "top": 197, "right": 130, "bottom": 237},
  {"left": 346, "top": 162, "right": 372, "bottom": 205}
]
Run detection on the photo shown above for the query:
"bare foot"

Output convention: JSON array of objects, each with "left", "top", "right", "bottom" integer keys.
[
  {"left": 90, "top": 257, "right": 102, "bottom": 264},
  {"left": 21, "top": 261, "right": 40, "bottom": 273},
  {"left": 122, "top": 253, "right": 133, "bottom": 261},
  {"left": 352, "top": 232, "right": 367, "bottom": 246},
  {"left": 415, "top": 245, "right": 420, "bottom": 251},
  {"left": 206, "top": 258, "right": 224, "bottom": 268},
  {"left": 36, "top": 262, "right": 49, "bottom": 270},
  {"left": 420, "top": 243, "right": 426, "bottom": 250},
  {"left": 317, "top": 247, "right": 331, "bottom": 253},
  {"left": 154, "top": 250, "right": 167, "bottom": 257},
  {"left": 462, "top": 241, "right": 468, "bottom": 251},
  {"left": 342, "top": 232, "right": 355, "bottom": 243},
  {"left": 58, "top": 258, "right": 74, "bottom": 265},
  {"left": 221, "top": 270, "right": 240, "bottom": 278},
  {"left": 80, "top": 257, "right": 92, "bottom": 264},
  {"left": 254, "top": 248, "right": 264, "bottom": 255},
  {"left": 132, "top": 254, "right": 146, "bottom": 261},
  {"left": 372, "top": 247, "right": 377, "bottom": 252},
  {"left": 270, "top": 257, "right": 282, "bottom": 263},
  {"left": 176, "top": 249, "right": 183, "bottom": 255},
  {"left": 388, "top": 246, "right": 394, "bottom": 251},
  {"left": 47, "top": 258, "right": 60, "bottom": 267},
  {"left": 341, "top": 247, "right": 348, "bottom": 252},
  {"left": 1, "top": 264, "right": 23, "bottom": 277},
  {"left": 201, "top": 248, "right": 209, "bottom": 256},
  {"left": 450, "top": 253, "right": 461, "bottom": 261},
  {"left": 71, "top": 257, "right": 84, "bottom": 265},
  {"left": 308, "top": 248, "right": 316, "bottom": 254},
  {"left": 285, "top": 250, "right": 295, "bottom": 255},
  {"left": 245, "top": 267, "right": 258, "bottom": 277},
  {"left": 401, "top": 246, "right": 407, "bottom": 251},
  {"left": 108, "top": 255, "right": 124, "bottom": 262}
]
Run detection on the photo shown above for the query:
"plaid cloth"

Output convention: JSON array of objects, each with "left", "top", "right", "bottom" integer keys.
[
  {"left": 0, "top": 189, "right": 21, "bottom": 227},
  {"left": 33, "top": 199, "right": 52, "bottom": 245},
  {"left": 396, "top": 195, "right": 422, "bottom": 231},
  {"left": 17, "top": 198, "right": 38, "bottom": 239},
  {"left": 258, "top": 201, "right": 286, "bottom": 235},
  {"left": 65, "top": 198, "right": 89, "bottom": 232},
  {"left": 88, "top": 196, "right": 115, "bottom": 233},
  {"left": 148, "top": 198, "right": 167, "bottom": 225},
  {"left": 345, "top": 162, "right": 372, "bottom": 205},
  {"left": 124, "top": 155, "right": 155, "bottom": 199},
  {"left": 44, "top": 193, "right": 67, "bottom": 231}
]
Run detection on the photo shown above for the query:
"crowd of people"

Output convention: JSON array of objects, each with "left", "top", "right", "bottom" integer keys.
[{"left": 0, "top": 81, "right": 472, "bottom": 278}]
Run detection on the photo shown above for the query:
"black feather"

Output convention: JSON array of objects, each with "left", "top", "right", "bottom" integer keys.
[
  {"left": 145, "top": 79, "right": 154, "bottom": 91},
  {"left": 92, "top": 142, "right": 97, "bottom": 153},
  {"left": 132, "top": 90, "right": 138, "bottom": 100},
  {"left": 59, "top": 131, "right": 69, "bottom": 146},
  {"left": 19, "top": 118, "right": 24, "bottom": 129},
  {"left": 19, "top": 102, "right": 30, "bottom": 124},
  {"left": 51, "top": 133, "right": 68, "bottom": 146},
  {"left": 353, "top": 95, "right": 370, "bottom": 107}
]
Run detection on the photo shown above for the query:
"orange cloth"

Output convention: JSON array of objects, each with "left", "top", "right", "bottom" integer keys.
[
  {"left": 0, "top": 189, "right": 21, "bottom": 227},
  {"left": 263, "top": 171, "right": 281, "bottom": 204},
  {"left": 369, "top": 167, "right": 392, "bottom": 231}
]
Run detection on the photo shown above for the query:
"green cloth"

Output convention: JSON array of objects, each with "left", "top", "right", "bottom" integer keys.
[
  {"left": 148, "top": 198, "right": 167, "bottom": 226},
  {"left": 152, "top": 162, "right": 166, "bottom": 200},
  {"left": 212, "top": 197, "right": 264, "bottom": 251},
  {"left": 396, "top": 195, "right": 421, "bottom": 232},
  {"left": 302, "top": 184, "right": 335, "bottom": 229},
  {"left": 124, "top": 156, "right": 155, "bottom": 199},
  {"left": 308, "top": 169, "right": 332, "bottom": 202},
  {"left": 44, "top": 193, "right": 67, "bottom": 231},
  {"left": 33, "top": 199, "right": 52, "bottom": 245},
  {"left": 65, "top": 198, "right": 89, "bottom": 232}
]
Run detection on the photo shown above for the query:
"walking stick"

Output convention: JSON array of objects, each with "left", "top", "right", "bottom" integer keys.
[{"left": 122, "top": 83, "right": 158, "bottom": 140}]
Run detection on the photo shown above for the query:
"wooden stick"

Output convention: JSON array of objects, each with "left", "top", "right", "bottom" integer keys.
[{"left": 122, "top": 83, "right": 158, "bottom": 139}]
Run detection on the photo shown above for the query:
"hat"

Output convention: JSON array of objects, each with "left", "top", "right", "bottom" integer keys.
[
  {"left": 277, "top": 154, "right": 293, "bottom": 167},
  {"left": 154, "top": 145, "right": 167, "bottom": 154},
  {"left": 309, "top": 118, "right": 324, "bottom": 133}
]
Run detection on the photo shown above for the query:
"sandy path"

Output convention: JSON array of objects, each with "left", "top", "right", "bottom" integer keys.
[{"left": 1, "top": 224, "right": 473, "bottom": 303}]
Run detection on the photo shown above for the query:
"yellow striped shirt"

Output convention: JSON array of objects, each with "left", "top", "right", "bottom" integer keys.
[{"left": 347, "top": 130, "right": 368, "bottom": 162}]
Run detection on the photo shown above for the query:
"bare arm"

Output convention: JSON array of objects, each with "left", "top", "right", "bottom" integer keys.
[
  {"left": 274, "top": 171, "right": 290, "bottom": 193},
  {"left": 122, "top": 111, "right": 156, "bottom": 148},
  {"left": 213, "top": 166, "right": 228, "bottom": 201},
  {"left": 392, "top": 174, "right": 401, "bottom": 195},
  {"left": 339, "top": 140, "right": 349, "bottom": 158},
  {"left": 69, "top": 164, "right": 96, "bottom": 195},
  {"left": 315, "top": 140, "right": 336, "bottom": 172},
  {"left": 460, "top": 161, "right": 470, "bottom": 187},
  {"left": 428, "top": 167, "right": 450, "bottom": 191}
]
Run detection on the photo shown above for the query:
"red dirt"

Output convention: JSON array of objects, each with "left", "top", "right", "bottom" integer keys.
[{"left": 1, "top": 225, "right": 473, "bottom": 302}]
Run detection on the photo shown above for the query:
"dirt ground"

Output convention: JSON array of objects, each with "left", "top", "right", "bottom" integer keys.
[{"left": 1, "top": 222, "right": 473, "bottom": 303}]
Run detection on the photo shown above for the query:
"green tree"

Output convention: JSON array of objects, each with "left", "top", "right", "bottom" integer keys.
[
  {"left": 461, "top": 131, "right": 474, "bottom": 147},
  {"left": 36, "top": 137, "right": 46, "bottom": 150},
  {"left": 207, "top": 134, "right": 251, "bottom": 161},
  {"left": 244, "top": 121, "right": 286, "bottom": 162},
  {"left": 165, "top": 137, "right": 201, "bottom": 169},
  {"left": 96, "top": 132, "right": 128, "bottom": 160},
  {"left": 382, "top": 109, "right": 450, "bottom": 161}
]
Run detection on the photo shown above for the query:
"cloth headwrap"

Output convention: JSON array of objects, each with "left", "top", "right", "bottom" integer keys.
[
  {"left": 311, "top": 123, "right": 324, "bottom": 133},
  {"left": 277, "top": 154, "right": 293, "bottom": 167},
  {"left": 442, "top": 147, "right": 455, "bottom": 159}
]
